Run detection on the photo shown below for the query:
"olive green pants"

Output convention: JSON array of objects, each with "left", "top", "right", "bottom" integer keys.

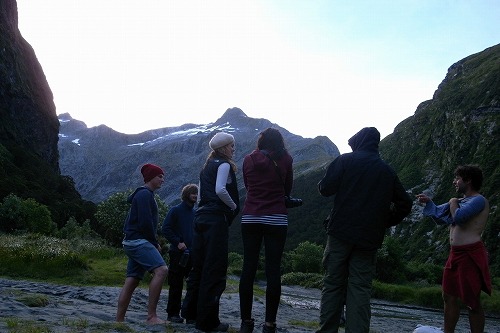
[{"left": 316, "top": 236, "right": 377, "bottom": 333}]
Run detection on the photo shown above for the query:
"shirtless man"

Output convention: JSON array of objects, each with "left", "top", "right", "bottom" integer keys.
[{"left": 417, "top": 165, "right": 491, "bottom": 333}]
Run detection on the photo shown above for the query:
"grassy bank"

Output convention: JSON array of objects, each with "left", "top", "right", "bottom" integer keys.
[
  {"left": 1, "top": 233, "right": 499, "bottom": 315},
  {"left": 281, "top": 272, "right": 500, "bottom": 316}
]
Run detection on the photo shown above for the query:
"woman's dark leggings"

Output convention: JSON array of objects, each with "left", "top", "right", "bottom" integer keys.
[
  {"left": 182, "top": 213, "right": 229, "bottom": 331},
  {"left": 239, "top": 223, "right": 287, "bottom": 323}
]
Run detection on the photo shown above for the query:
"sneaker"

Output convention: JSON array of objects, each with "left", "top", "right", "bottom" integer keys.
[
  {"left": 240, "top": 319, "right": 255, "bottom": 333},
  {"left": 167, "top": 316, "right": 184, "bottom": 323}
]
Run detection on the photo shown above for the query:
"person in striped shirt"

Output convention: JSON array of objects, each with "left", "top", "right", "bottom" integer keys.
[{"left": 238, "top": 128, "right": 295, "bottom": 333}]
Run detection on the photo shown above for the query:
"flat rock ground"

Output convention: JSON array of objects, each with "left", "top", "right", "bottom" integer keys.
[{"left": 1, "top": 278, "right": 499, "bottom": 333}]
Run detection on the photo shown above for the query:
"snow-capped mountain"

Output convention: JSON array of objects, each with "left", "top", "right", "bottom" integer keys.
[{"left": 58, "top": 107, "right": 340, "bottom": 204}]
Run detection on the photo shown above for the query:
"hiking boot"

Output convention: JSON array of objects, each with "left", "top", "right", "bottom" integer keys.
[
  {"left": 262, "top": 323, "right": 276, "bottom": 333},
  {"left": 240, "top": 319, "right": 255, "bottom": 333}
]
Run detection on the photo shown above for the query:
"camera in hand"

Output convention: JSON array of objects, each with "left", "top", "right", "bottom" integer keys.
[
  {"left": 179, "top": 249, "right": 190, "bottom": 267},
  {"left": 285, "top": 195, "right": 303, "bottom": 208}
]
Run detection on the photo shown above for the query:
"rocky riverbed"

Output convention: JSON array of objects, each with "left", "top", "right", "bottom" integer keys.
[{"left": 1, "top": 278, "right": 499, "bottom": 332}]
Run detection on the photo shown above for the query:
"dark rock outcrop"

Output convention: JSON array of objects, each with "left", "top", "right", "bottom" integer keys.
[
  {"left": 0, "top": 0, "right": 96, "bottom": 227},
  {"left": 0, "top": 0, "right": 59, "bottom": 171}
]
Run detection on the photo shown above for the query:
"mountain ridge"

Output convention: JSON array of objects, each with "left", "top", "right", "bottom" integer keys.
[{"left": 58, "top": 108, "right": 340, "bottom": 205}]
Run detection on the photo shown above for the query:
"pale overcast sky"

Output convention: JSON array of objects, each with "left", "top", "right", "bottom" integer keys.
[{"left": 16, "top": 1, "right": 500, "bottom": 153}]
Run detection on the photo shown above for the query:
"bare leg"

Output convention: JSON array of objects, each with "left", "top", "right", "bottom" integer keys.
[
  {"left": 146, "top": 265, "right": 169, "bottom": 324},
  {"left": 443, "top": 292, "right": 460, "bottom": 333},
  {"left": 116, "top": 277, "right": 140, "bottom": 322},
  {"left": 468, "top": 304, "right": 485, "bottom": 333}
]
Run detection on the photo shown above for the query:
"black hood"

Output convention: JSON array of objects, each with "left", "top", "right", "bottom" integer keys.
[{"left": 348, "top": 127, "right": 380, "bottom": 152}]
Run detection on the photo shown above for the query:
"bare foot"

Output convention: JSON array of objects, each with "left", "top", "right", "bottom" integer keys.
[{"left": 146, "top": 316, "right": 167, "bottom": 325}]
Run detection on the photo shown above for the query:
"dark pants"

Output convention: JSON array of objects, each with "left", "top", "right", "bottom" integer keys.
[
  {"left": 317, "top": 236, "right": 377, "bottom": 333},
  {"left": 239, "top": 223, "right": 287, "bottom": 323},
  {"left": 167, "top": 250, "right": 191, "bottom": 317},
  {"left": 181, "top": 213, "right": 229, "bottom": 332}
]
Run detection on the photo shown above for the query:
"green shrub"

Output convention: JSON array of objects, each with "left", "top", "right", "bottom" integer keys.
[
  {"left": 281, "top": 272, "right": 323, "bottom": 289},
  {"left": 405, "top": 261, "right": 443, "bottom": 285},
  {"left": 281, "top": 251, "right": 294, "bottom": 273},
  {"left": 57, "top": 217, "right": 101, "bottom": 240},
  {"left": 95, "top": 191, "right": 168, "bottom": 247},
  {"left": 482, "top": 289, "right": 500, "bottom": 314},
  {"left": 0, "top": 194, "right": 56, "bottom": 235},
  {"left": 95, "top": 191, "right": 131, "bottom": 246},
  {"left": 376, "top": 237, "right": 406, "bottom": 283},
  {"left": 290, "top": 241, "right": 323, "bottom": 273},
  {"left": 0, "top": 193, "right": 26, "bottom": 232},
  {"left": 228, "top": 252, "right": 243, "bottom": 276},
  {"left": 21, "top": 198, "right": 56, "bottom": 235}
]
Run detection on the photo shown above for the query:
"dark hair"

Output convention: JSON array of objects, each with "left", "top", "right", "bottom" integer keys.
[
  {"left": 181, "top": 183, "right": 198, "bottom": 201},
  {"left": 454, "top": 165, "right": 483, "bottom": 191},
  {"left": 257, "top": 128, "right": 287, "bottom": 159}
]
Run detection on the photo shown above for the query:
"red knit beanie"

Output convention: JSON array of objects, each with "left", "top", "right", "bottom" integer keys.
[{"left": 141, "top": 163, "right": 164, "bottom": 183}]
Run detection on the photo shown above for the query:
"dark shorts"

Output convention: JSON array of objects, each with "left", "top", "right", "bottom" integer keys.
[{"left": 123, "top": 241, "right": 166, "bottom": 280}]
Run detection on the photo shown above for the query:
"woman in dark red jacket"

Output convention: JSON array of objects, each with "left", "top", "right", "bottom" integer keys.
[{"left": 238, "top": 128, "right": 294, "bottom": 333}]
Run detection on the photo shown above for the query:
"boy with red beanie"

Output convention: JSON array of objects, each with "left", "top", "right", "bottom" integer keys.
[{"left": 116, "top": 163, "right": 169, "bottom": 324}]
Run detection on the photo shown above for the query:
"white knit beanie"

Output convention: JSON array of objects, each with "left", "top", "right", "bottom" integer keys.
[{"left": 209, "top": 132, "right": 234, "bottom": 150}]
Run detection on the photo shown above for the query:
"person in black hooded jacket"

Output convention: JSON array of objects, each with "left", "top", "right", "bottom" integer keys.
[{"left": 316, "top": 127, "right": 412, "bottom": 333}]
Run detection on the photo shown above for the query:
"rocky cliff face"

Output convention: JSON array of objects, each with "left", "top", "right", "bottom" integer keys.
[
  {"left": 380, "top": 43, "right": 500, "bottom": 272},
  {"left": 0, "top": 1, "right": 95, "bottom": 227},
  {"left": 0, "top": 0, "right": 60, "bottom": 171},
  {"left": 58, "top": 107, "right": 340, "bottom": 204}
]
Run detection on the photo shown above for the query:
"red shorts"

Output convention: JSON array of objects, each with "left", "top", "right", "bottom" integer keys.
[{"left": 442, "top": 241, "right": 492, "bottom": 310}]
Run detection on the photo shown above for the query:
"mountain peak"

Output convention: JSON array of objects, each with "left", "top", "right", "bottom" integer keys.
[{"left": 216, "top": 107, "right": 248, "bottom": 124}]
